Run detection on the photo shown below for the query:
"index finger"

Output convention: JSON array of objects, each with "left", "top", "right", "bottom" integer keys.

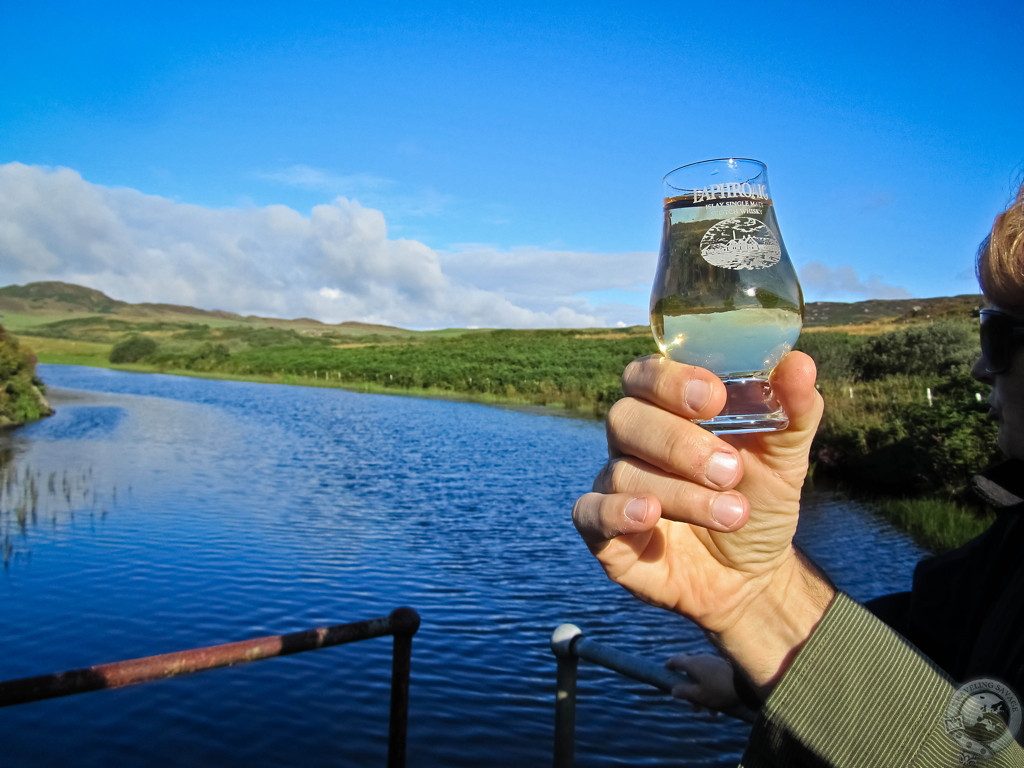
[{"left": 622, "top": 355, "right": 727, "bottom": 421}]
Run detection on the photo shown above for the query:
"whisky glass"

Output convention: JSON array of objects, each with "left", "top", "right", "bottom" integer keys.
[{"left": 651, "top": 158, "right": 803, "bottom": 433}]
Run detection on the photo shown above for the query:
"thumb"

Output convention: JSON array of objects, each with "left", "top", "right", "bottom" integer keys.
[
  {"left": 728, "top": 351, "right": 823, "bottom": 490},
  {"left": 762, "top": 350, "right": 823, "bottom": 455}
]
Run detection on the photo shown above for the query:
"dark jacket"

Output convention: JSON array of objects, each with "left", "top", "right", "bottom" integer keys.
[{"left": 867, "top": 459, "right": 1024, "bottom": 698}]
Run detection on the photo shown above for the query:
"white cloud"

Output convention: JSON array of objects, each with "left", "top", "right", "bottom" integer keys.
[
  {"left": 0, "top": 163, "right": 627, "bottom": 329},
  {"left": 440, "top": 244, "right": 654, "bottom": 300},
  {"left": 799, "top": 260, "right": 911, "bottom": 300}
]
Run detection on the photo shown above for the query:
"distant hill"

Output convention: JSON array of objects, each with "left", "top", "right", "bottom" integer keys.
[
  {"left": 0, "top": 280, "right": 985, "bottom": 334},
  {"left": 802, "top": 294, "right": 982, "bottom": 328},
  {"left": 0, "top": 281, "right": 406, "bottom": 336},
  {"left": 0, "top": 281, "right": 128, "bottom": 314}
]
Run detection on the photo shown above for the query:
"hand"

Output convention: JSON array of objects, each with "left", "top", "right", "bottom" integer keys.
[
  {"left": 665, "top": 653, "right": 757, "bottom": 723},
  {"left": 573, "top": 352, "right": 833, "bottom": 688}
]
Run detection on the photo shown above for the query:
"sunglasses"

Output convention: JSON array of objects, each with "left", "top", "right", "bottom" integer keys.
[{"left": 980, "top": 308, "right": 1024, "bottom": 374}]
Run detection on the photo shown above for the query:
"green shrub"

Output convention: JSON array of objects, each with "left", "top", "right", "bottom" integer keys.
[
  {"left": 187, "top": 343, "right": 231, "bottom": 371},
  {"left": 812, "top": 369, "right": 997, "bottom": 499},
  {"left": 852, "top": 320, "right": 978, "bottom": 380},
  {"left": 0, "top": 326, "right": 52, "bottom": 426},
  {"left": 110, "top": 335, "right": 158, "bottom": 363},
  {"left": 796, "top": 331, "right": 866, "bottom": 379}
]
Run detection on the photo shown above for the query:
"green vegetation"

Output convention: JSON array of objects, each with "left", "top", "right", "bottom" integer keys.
[
  {"left": 4, "top": 280, "right": 1001, "bottom": 551},
  {"left": 806, "top": 321, "right": 999, "bottom": 502},
  {"left": 869, "top": 498, "right": 994, "bottom": 552},
  {"left": 0, "top": 326, "right": 53, "bottom": 427},
  {"left": 109, "top": 334, "right": 159, "bottom": 363}
]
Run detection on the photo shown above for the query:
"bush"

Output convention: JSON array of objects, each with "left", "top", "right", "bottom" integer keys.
[
  {"left": 852, "top": 320, "right": 978, "bottom": 380},
  {"left": 796, "top": 332, "right": 866, "bottom": 380},
  {"left": 186, "top": 343, "right": 231, "bottom": 371},
  {"left": 0, "top": 326, "right": 52, "bottom": 425},
  {"left": 110, "top": 335, "right": 158, "bottom": 363},
  {"left": 812, "top": 369, "right": 998, "bottom": 499}
]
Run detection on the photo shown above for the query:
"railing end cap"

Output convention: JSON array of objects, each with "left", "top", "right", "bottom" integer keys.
[
  {"left": 551, "top": 623, "right": 582, "bottom": 657},
  {"left": 389, "top": 607, "right": 421, "bottom": 635}
]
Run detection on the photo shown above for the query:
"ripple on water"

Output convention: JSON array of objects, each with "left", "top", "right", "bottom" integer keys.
[{"left": 0, "top": 365, "right": 929, "bottom": 767}]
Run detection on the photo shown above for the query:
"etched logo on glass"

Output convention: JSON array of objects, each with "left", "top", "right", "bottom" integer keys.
[{"left": 699, "top": 217, "right": 781, "bottom": 270}]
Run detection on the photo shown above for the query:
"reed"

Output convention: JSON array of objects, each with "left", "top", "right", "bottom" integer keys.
[{"left": 870, "top": 497, "right": 994, "bottom": 553}]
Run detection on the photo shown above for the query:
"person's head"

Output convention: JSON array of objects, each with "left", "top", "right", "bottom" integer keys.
[{"left": 973, "top": 181, "right": 1024, "bottom": 461}]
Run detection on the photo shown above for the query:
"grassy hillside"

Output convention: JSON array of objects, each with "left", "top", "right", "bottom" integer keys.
[
  {"left": 802, "top": 294, "right": 982, "bottom": 328},
  {"left": 0, "top": 281, "right": 412, "bottom": 337}
]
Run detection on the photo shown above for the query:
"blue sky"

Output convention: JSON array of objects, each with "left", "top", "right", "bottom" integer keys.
[{"left": 1, "top": 1, "right": 1022, "bottom": 328}]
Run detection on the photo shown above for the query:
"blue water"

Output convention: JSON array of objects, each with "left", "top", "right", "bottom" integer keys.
[{"left": 0, "top": 365, "right": 925, "bottom": 766}]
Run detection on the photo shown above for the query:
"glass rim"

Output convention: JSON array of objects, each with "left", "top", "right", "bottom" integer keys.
[{"left": 663, "top": 157, "right": 768, "bottom": 192}]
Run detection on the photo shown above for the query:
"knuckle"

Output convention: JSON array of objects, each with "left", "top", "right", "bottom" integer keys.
[
  {"left": 621, "top": 355, "right": 661, "bottom": 395},
  {"left": 664, "top": 426, "right": 705, "bottom": 477},
  {"left": 666, "top": 479, "right": 699, "bottom": 512},
  {"left": 605, "top": 397, "right": 636, "bottom": 431},
  {"left": 621, "top": 358, "right": 644, "bottom": 387},
  {"left": 571, "top": 493, "right": 594, "bottom": 527},
  {"left": 652, "top": 365, "right": 679, "bottom": 404},
  {"left": 605, "top": 458, "right": 634, "bottom": 493}
]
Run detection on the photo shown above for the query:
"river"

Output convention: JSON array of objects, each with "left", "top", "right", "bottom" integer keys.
[{"left": 0, "top": 365, "right": 925, "bottom": 766}]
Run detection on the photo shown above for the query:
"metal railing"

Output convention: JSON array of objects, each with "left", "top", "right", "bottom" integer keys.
[
  {"left": 0, "top": 607, "right": 420, "bottom": 768},
  {"left": 550, "top": 623, "right": 688, "bottom": 768}
]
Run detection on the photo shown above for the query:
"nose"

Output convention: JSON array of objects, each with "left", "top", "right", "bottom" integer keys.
[{"left": 972, "top": 356, "right": 994, "bottom": 385}]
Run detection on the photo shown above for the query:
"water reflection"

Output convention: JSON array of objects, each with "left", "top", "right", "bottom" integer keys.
[{"left": 0, "top": 444, "right": 123, "bottom": 568}]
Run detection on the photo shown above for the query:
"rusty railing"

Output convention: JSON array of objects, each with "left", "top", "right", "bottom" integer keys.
[
  {"left": 550, "top": 623, "right": 689, "bottom": 767},
  {"left": 0, "top": 607, "right": 420, "bottom": 767}
]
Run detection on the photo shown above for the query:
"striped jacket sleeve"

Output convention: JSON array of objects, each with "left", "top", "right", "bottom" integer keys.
[{"left": 739, "top": 593, "right": 1024, "bottom": 767}]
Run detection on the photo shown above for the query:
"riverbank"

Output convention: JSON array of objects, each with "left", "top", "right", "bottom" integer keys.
[
  {"left": 29, "top": 347, "right": 994, "bottom": 554},
  {"left": 25, "top": 333, "right": 614, "bottom": 421},
  {"left": 870, "top": 497, "right": 994, "bottom": 552}
]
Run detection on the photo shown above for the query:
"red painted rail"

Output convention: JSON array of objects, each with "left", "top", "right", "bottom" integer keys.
[{"left": 0, "top": 607, "right": 420, "bottom": 767}]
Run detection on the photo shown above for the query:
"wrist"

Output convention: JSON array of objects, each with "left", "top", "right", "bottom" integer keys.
[{"left": 711, "top": 549, "right": 835, "bottom": 695}]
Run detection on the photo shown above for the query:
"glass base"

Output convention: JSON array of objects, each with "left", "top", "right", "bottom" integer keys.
[{"left": 698, "top": 376, "right": 788, "bottom": 435}]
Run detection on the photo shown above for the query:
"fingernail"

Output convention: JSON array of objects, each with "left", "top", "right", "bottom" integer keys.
[
  {"left": 624, "top": 497, "right": 649, "bottom": 524},
  {"left": 705, "top": 452, "right": 739, "bottom": 487},
  {"left": 711, "top": 493, "right": 744, "bottom": 528},
  {"left": 684, "top": 379, "right": 712, "bottom": 411}
]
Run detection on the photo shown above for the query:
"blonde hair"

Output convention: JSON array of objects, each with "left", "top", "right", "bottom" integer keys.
[{"left": 978, "top": 182, "right": 1024, "bottom": 312}]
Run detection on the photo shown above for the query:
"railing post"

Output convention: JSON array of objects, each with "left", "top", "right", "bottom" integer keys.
[
  {"left": 551, "top": 624, "right": 583, "bottom": 768},
  {"left": 0, "top": 608, "right": 421, "bottom": 763},
  {"left": 387, "top": 607, "right": 420, "bottom": 768}
]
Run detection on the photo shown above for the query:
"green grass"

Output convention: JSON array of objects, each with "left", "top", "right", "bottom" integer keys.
[
  {"left": 870, "top": 498, "right": 994, "bottom": 552},
  {"left": 0, "top": 311, "right": 97, "bottom": 330},
  {"left": 18, "top": 335, "right": 112, "bottom": 366}
]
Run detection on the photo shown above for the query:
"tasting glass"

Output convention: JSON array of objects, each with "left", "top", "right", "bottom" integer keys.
[{"left": 651, "top": 158, "right": 803, "bottom": 433}]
